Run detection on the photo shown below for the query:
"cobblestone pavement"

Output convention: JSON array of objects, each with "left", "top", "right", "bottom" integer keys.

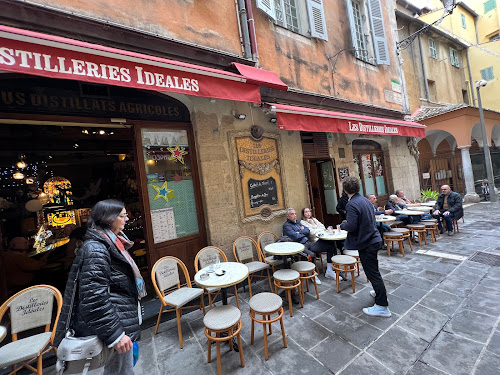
[{"left": 44, "top": 202, "right": 500, "bottom": 375}]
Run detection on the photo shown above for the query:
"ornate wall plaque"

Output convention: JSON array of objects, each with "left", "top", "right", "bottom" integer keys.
[{"left": 230, "top": 132, "right": 287, "bottom": 222}]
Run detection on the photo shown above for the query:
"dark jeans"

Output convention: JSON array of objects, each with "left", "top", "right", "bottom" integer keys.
[
  {"left": 303, "top": 239, "right": 338, "bottom": 264},
  {"left": 359, "top": 241, "right": 388, "bottom": 307},
  {"left": 376, "top": 222, "right": 391, "bottom": 232},
  {"left": 432, "top": 210, "right": 455, "bottom": 232}
]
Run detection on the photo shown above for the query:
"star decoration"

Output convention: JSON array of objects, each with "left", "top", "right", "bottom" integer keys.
[
  {"left": 173, "top": 173, "right": 182, "bottom": 182},
  {"left": 168, "top": 144, "right": 188, "bottom": 164},
  {"left": 152, "top": 181, "right": 175, "bottom": 202}
]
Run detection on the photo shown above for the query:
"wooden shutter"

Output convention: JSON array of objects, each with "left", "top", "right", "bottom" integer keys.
[
  {"left": 301, "top": 132, "right": 330, "bottom": 159},
  {"left": 256, "top": 0, "right": 276, "bottom": 20},
  {"left": 344, "top": 0, "right": 359, "bottom": 54},
  {"left": 367, "top": 0, "right": 390, "bottom": 65},
  {"left": 306, "top": 0, "right": 328, "bottom": 41}
]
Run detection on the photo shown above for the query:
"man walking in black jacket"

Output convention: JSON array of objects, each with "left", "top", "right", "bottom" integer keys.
[{"left": 340, "top": 177, "right": 391, "bottom": 317}]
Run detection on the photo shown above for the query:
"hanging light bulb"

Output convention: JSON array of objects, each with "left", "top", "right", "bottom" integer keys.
[
  {"left": 17, "top": 160, "right": 27, "bottom": 169},
  {"left": 13, "top": 172, "right": 24, "bottom": 179}
]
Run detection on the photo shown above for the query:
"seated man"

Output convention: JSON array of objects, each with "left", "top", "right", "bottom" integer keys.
[
  {"left": 385, "top": 195, "right": 420, "bottom": 225},
  {"left": 432, "top": 184, "right": 463, "bottom": 236},
  {"left": 283, "top": 208, "right": 341, "bottom": 281},
  {"left": 395, "top": 190, "right": 420, "bottom": 207},
  {"left": 367, "top": 194, "right": 392, "bottom": 232}
]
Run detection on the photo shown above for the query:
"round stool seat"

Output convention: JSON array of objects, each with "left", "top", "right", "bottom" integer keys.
[
  {"left": 291, "top": 261, "right": 316, "bottom": 273},
  {"left": 274, "top": 269, "right": 300, "bottom": 281},
  {"left": 390, "top": 228, "right": 410, "bottom": 234},
  {"left": 204, "top": 305, "right": 241, "bottom": 330},
  {"left": 331, "top": 255, "right": 357, "bottom": 265},
  {"left": 407, "top": 224, "right": 426, "bottom": 229},
  {"left": 420, "top": 221, "right": 437, "bottom": 225},
  {"left": 343, "top": 250, "right": 359, "bottom": 257},
  {"left": 383, "top": 231, "right": 404, "bottom": 237},
  {"left": 420, "top": 218, "right": 437, "bottom": 222},
  {"left": 249, "top": 292, "right": 283, "bottom": 313}
]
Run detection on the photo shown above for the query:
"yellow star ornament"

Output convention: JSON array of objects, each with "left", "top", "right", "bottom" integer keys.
[{"left": 152, "top": 181, "right": 175, "bottom": 202}]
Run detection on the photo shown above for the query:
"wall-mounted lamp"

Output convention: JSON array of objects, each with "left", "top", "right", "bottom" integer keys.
[
  {"left": 234, "top": 114, "right": 246, "bottom": 120},
  {"left": 269, "top": 118, "right": 277, "bottom": 123},
  {"left": 13, "top": 172, "right": 24, "bottom": 180}
]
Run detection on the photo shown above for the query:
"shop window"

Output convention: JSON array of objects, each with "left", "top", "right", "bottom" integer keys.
[
  {"left": 345, "top": 0, "right": 390, "bottom": 65},
  {"left": 480, "top": 66, "right": 494, "bottom": 81},
  {"left": 429, "top": 38, "right": 437, "bottom": 59},
  {"left": 489, "top": 33, "right": 500, "bottom": 42},
  {"left": 449, "top": 47, "right": 460, "bottom": 68},
  {"left": 141, "top": 129, "right": 199, "bottom": 243},
  {"left": 353, "top": 140, "right": 387, "bottom": 198},
  {"left": 256, "top": 0, "right": 328, "bottom": 41}
]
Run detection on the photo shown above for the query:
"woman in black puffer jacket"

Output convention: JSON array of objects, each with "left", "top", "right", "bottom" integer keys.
[{"left": 55, "top": 199, "right": 146, "bottom": 374}]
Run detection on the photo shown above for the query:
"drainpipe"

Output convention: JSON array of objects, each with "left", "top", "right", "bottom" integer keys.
[
  {"left": 237, "top": 0, "right": 252, "bottom": 59},
  {"left": 474, "top": 17, "right": 479, "bottom": 44},
  {"left": 244, "top": 0, "right": 260, "bottom": 64},
  {"left": 466, "top": 49, "right": 476, "bottom": 106},
  {"left": 417, "top": 35, "right": 430, "bottom": 102}
]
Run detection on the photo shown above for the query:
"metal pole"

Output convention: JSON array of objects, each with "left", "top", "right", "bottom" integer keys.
[{"left": 476, "top": 86, "right": 498, "bottom": 202}]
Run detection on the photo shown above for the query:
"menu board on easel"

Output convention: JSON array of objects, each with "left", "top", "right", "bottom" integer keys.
[
  {"left": 150, "top": 207, "right": 177, "bottom": 243},
  {"left": 236, "top": 136, "right": 285, "bottom": 218}
]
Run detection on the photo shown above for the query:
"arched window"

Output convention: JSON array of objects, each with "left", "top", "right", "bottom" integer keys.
[{"left": 352, "top": 140, "right": 387, "bottom": 199}]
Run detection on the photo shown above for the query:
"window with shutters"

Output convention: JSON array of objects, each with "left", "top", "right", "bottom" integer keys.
[
  {"left": 449, "top": 47, "right": 460, "bottom": 68},
  {"left": 461, "top": 14, "right": 466, "bottom": 29},
  {"left": 480, "top": 66, "right": 494, "bottom": 81},
  {"left": 429, "top": 38, "right": 437, "bottom": 59},
  {"left": 256, "top": 0, "right": 328, "bottom": 41},
  {"left": 345, "top": 0, "right": 390, "bottom": 65}
]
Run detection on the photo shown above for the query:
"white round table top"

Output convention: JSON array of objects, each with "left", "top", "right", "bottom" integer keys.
[
  {"left": 376, "top": 215, "right": 396, "bottom": 222},
  {"left": 421, "top": 202, "right": 436, "bottom": 207},
  {"left": 194, "top": 262, "right": 249, "bottom": 289},
  {"left": 316, "top": 230, "right": 347, "bottom": 240},
  {"left": 264, "top": 242, "right": 305, "bottom": 256},
  {"left": 410, "top": 206, "right": 433, "bottom": 212},
  {"left": 0, "top": 326, "right": 6, "bottom": 342},
  {"left": 394, "top": 210, "right": 423, "bottom": 216}
]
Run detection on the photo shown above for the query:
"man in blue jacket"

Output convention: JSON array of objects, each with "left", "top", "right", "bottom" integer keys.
[
  {"left": 340, "top": 177, "right": 391, "bottom": 318},
  {"left": 283, "top": 208, "right": 339, "bottom": 282}
]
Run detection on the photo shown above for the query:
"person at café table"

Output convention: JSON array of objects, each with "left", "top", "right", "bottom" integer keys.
[
  {"left": 340, "top": 177, "right": 391, "bottom": 317},
  {"left": 432, "top": 184, "right": 463, "bottom": 236},
  {"left": 396, "top": 190, "right": 420, "bottom": 206},
  {"left": 283, "top": 208, "right": 341, "bottom": 283},
  {"left": 385, "top": 194, "right": 419, "bottom": 225},
  {"left": 367, "top": 194, "right": 392, "bottom": 233}
]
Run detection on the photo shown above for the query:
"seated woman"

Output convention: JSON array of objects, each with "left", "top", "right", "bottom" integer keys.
[{"left": 300, "top": 208, "right": 344, "bottom": 281}]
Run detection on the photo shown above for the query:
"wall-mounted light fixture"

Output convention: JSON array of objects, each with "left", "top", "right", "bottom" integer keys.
[
  {"left": 13, "top": 172, "right": 24, "bottom": 180},
  {"left": 234, "top": 114, "right": 246, "bottom": 120},
  {"left": 269, "top": 118, "right": 277, "bottom": 123}
]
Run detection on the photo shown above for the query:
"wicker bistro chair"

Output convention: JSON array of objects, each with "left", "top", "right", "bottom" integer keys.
[
  {"left": 257, "top": 231, "right": 282, "bottom": 273},
  {"left": 151, "top": 256, "right": 205, "bottom": 348},
  {"left": 194, "top": 246, "right": 240, "bottom": 310},
  {"left": 233, "top": 236, "right": 273, "bottom": 298},
  {"left": 249, "top": 292, "right": 287, "bottom": 361},
  {"left": 0, "top": 285, "right": 62, "bottom": 375}
]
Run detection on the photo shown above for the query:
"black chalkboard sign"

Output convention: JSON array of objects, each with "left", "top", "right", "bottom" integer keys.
[{"left": 248, "top": 177, "right": 278, "bottom": 209}]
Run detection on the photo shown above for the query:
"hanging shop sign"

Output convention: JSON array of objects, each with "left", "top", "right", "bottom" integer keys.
[
  {"left": 231, "top": 130, "right": 287, "bottom": 222},
  {"left": 0, "top": 25, "right": 262, "bottom": 103}
]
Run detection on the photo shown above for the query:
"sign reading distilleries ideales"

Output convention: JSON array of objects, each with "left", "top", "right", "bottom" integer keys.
[{"left": 236, "top": 135, "right": 285, "bottom": 218}]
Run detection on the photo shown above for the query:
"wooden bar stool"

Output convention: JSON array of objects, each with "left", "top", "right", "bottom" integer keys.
[
  {"left": 406, "top": 224, "right": 427, "bottom": 246},
  {"left": 389, "top": 228, "right": 413, "bottom": 252},
  {"left": 419, "top": 220, "right": 439, "bottom": 242},
  {"left": 421, "top": 218, "right": 440, "bottom": 236},
  {"left": 383, "top": 232, "right": 405, "bottom": 256},
  {"left": 330, "top": 255, "right": 357, "bottom": 293},
  {"left": 273, "top": 269, "right": 303, "bottom": 317},
  {"left": 291, "top": 261, "right": 320, "bottom": 300},
  {"left": 342, "top": 250, "right": 360, "bottom": 276},
  {"left": 249, "top": 292, "right": 287, "bottom": 360},
  {"left": 204, "top": 305, "right": 245, "bottom": 375}
]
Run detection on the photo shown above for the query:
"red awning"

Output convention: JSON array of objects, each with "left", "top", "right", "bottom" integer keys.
[
  {"left": 232, "top": 62, "right": 288, "bottom": 91},
  {"left": 0, "top": 25, "right": 261, "bottom": 103},
  {"left": 265, "top": 103, "right": 426, "bottom": 138}
]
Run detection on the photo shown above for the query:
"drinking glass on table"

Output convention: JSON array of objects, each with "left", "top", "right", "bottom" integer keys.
[{"left": 327, "top": 226, "right": 333, "bottom": 234}]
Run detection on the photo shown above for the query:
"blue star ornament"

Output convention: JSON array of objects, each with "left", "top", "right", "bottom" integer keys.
[{"left": 152, "top": 181, "right": 175, "bottom": 202}]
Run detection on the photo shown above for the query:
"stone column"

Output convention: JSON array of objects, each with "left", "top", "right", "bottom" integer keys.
[{"left": 459, "top": 146, "right": 480, "bottom": 202}]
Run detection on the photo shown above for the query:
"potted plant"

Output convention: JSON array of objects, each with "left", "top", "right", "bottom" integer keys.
[{"left": 421, "top": 188, "right": 439, "bottom": 202}]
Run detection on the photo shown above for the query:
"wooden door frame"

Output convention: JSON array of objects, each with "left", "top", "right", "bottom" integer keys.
[{"left": 353, "top": 149, "right": 389, "bottom": 205}]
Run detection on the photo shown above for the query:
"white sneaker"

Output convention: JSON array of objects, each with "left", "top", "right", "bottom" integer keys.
[
  {"left": 325, "top": 270, "right": 336, "bottom": 279},
  {"left": 314, "top": 275, "right": 322, "bottom": 285},
  {"left": 370, "top": 290, "right": 376, "bottom": 298}
]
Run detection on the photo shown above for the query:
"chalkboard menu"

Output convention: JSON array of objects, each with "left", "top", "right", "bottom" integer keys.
[{"left": 248, "top": 177, "right": 278, "bottom": 209}]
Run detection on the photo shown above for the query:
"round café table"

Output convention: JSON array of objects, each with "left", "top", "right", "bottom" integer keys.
[
  {"left": 421, "top": 202, "right": 436, "bottom": 207},
  {"left": 410, "top": 206, "right": 433, "bottom": 213},
  {"left": 394, "top": 210, "right": 423, "bottom": 216},
  {"left": 194, "top": 262, "right": 249, "bottom": 305},
  {"left": 0, "top": 326, "right": 6, "bottom": 342},
  {"left": 376, "top": 215, "right": 396, "bottom": 238},
  {"left": 265, "top": 242, "right": 305, "bottom": 269},
  {"left": 316, "top": 230, "right": 347, "bottom": 241}
]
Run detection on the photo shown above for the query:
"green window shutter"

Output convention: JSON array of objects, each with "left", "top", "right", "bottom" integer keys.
[
  {"left": 345, "top": 0, "right": 360, "bottom": 56},
  {"left": 256, "top": 0, "right": 276, "bottom": 20},
  {"left": 484, "top": 0, "right": 496, "bottom": 13},
  {"left": 367, "top": 0, "right": 390, "bottom": 65},
  {"left": 306, "top": 0, "right": 328, "bottom": 41}
]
